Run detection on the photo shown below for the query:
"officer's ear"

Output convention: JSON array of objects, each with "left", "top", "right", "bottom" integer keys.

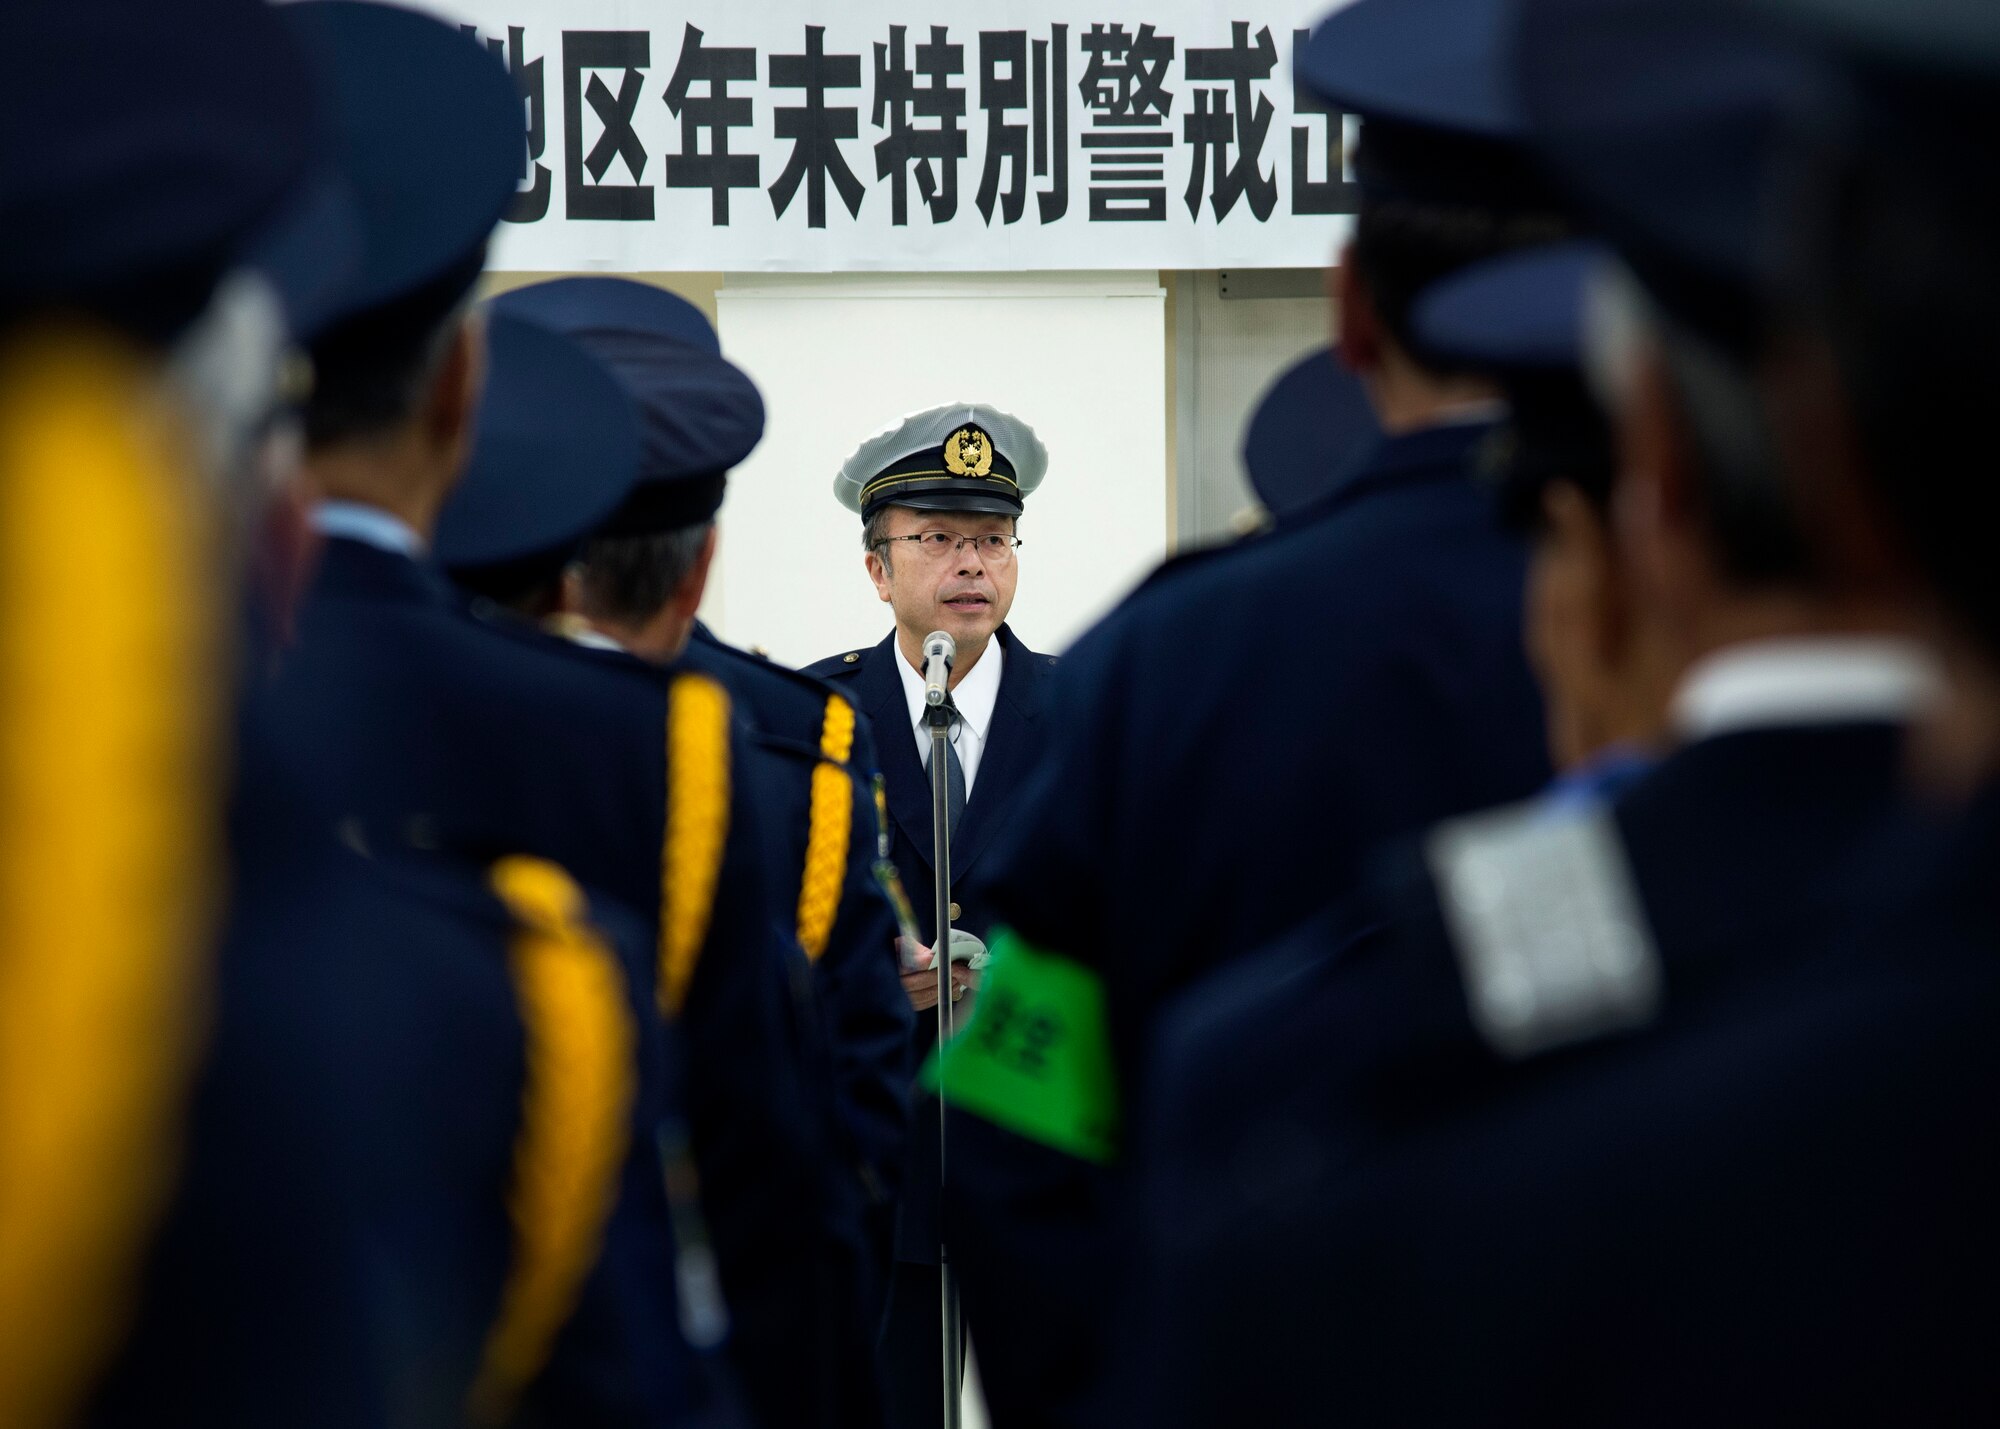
[
  {"left": 422, "top": 309, "right": 486, "bottom": 470},
  {"left": 668, "top": 524, "right": 720, "bottom": 623},
  {"left": 1609, "top": 332, "right": 1708, "bottom": 625},
  {"left": 865, "top": 545, "right": 894, "bottom": 604},
  {"left": 1762, "top": 323, "right": 1912, "bottom": 602},
  {"left": 1333, "top": 248, "right": 1383, "bottom": 377}
]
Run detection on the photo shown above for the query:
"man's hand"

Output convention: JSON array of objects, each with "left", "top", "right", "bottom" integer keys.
[
  {"left": 899, "top": 938, "right": 941, "bottom": 1012},
  {"left": 898, "top": 938, "right": 983, "bottom": 1015},
  {"left": 901, "top": 966, "right": 942, "bottom": 1012}
]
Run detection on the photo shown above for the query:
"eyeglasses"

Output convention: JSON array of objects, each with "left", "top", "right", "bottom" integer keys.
[{"left": 872, "top": 530, "right": 1024, "bottom": 563}]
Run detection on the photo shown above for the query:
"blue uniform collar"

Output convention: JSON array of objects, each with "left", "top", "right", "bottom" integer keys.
[{"left": 311, "top": 499, "right": 424, "bottom": 558}]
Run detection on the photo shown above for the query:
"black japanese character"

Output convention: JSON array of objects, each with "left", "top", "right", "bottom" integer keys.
[
  {"left": 1034, "top": 28, "right": 1071, "bottom": 223},
  {"left": 1078, "top": 23, "right": 1175, "bottom": 222},
  {"left": 872, "top": 25, "right": 966, "bottom": 225},
  {"left": 769, "top": 26, "right": 866, "bottom": 228},
  {"left": 977, "top": 31, "right": 1028, "bottom": 225},
  {"left": 1079, "top": 22, "right": 1174, "bottom": 122},
  {"left": 1183, "top": 23, "right": 1278, "bottom": 221},
  {"left": 975, "top": 27, "right": 1070, "bottom": 226},
  {"left": 462, "top": 25, "right": 551, "bottom": 223},
  {"left": 1290, "top": 28, "right": 1359, "bottom": 216},
  {"left": 662, "top": 24, "right": 759, "bottom": 225},
  {"left": 562, "top": 31, "right": 652, "bottom": 220}
]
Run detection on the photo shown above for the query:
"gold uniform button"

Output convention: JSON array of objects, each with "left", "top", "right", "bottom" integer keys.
[
  {"left": 843, "top": 652, "right": 860, "bottom": 664},
  {"left": 949, "top": 902, "right": 962, "bottom": 922}
]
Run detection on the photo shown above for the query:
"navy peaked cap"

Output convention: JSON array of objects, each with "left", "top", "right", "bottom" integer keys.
[
  {"left": 495, "top": 277, "right": 724, "bottom": 358},
  {"left": 492, "top": 278, "right": 763, "bottom": 534},
  {"left": 1413, "top": 241, "right": 1611, "bottom": 372},
  {"left": 280, "top": 1, "right": 524, "bottom": 336},
  {"left": 1241, "top": 348, "right": 1383, "bottom": 523},
  {"left": 1515, "top": 0, "right": 1826, "bottom": 355},
  {"left": 0, "top": 0, "right": 328, "bottom": 345},
  {"left": 433, "top": 312, "right": 641, "bottom": 577}
]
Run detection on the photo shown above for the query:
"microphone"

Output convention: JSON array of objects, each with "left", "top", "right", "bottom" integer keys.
[{"left": 923, "top": 630, "right": 956, "bottom": 707}]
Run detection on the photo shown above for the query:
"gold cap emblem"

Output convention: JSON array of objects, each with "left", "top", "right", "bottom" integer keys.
[{"left": 942, "top": 425, "right": 995, "bottom": 478}]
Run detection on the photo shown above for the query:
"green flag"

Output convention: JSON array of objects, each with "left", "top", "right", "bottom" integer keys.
[{"left": 925, "top": 928, "right": 1119, "bottom": 1164}]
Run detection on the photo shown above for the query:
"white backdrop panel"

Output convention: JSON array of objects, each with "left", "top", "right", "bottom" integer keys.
[{"left": 709, "top": 274, "right": 1167, "bottom": 667}]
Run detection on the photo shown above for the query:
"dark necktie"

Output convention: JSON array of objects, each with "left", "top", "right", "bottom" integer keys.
[{"left": 924, "top": 699, "right": 967, "bottom": 839}]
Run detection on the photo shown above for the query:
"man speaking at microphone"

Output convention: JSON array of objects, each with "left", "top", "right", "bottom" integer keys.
[{"left": 806, "top": 403, "right": 1060, "bottom": 1429}]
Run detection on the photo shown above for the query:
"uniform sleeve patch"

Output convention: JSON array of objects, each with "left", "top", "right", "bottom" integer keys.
[
  {"left": 927, "top": 928, "right": 1118, "bottom": 1165},
  {"left": 1427, "top": 800, "right": 1662, "bottom": 1061}
]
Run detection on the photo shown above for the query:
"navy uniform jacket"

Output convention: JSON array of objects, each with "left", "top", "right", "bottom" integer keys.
[
  {"left": 684, "top": 623, "right": 913, "bottom": 1237},
  {"left": 1132, "top": 717, "right": 2000, "bottom": 1426},
  {"left": 804, "top": 623, "right": 1059, "bottom": 1267},
  {"left": 89, "top": 792, "right": 739, "bottom": 1429},
  {"left": 244, "top": 536, "right": 827, "bottom": 1423},
  {"left": 942, "top": 422, "right": 1552, "bottom": 1425},
  {"left": 676, "top": 623, "right": 916, "bottom": 1429}
]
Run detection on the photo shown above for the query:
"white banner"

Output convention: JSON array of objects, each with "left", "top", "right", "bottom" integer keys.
[{"left": 414, "top": 2, "right": 1356, "bottom": 271}]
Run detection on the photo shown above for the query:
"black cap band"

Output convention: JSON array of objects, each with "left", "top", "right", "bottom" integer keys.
[{"left": 857, "top": 424, "right": 1024, "bottom": 520}]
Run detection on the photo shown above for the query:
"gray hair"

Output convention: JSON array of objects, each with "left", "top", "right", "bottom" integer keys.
[
  {"left": 574, "top": 521, "right": 714, "bottom": 625},
  {"left": 862, "top": 505, "right": 900, "bottom": 556}
]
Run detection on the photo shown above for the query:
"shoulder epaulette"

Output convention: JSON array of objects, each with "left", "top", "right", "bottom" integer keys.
[
  {"left": 796, "top": 693, "right": 858, "bottom": 962},
  {"left": 1426, "top": 797, "right": 1662, "bottom": 1061},
  {"left": 658, "top": 672, "right": 732, "bottom": 1016},
  {"left": 801, "top": 649, "right": 867, "bottom": 681},
  {"left": 470, "top": 857, "right": 634, "bottom": 1426}
]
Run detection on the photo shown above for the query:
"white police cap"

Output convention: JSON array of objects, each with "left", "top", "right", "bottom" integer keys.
[{"left": 834, "top": 402, "right": 1047, "bottom": 520}]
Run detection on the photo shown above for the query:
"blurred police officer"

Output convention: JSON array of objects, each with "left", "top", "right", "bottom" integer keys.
[
  {"left": 244, "top": 4, "right": 820, "bottom": 1423},
  {"left": 803, "top": 404, "right": 1059, "bottom": 1429},
  {"left": 394, "top": 312, "right": 750, "bottom": 1429},
  {"left": 931, "top": 2, "right": 1561, "bottom": 1419},
  {"left": 1129, "top": 1, "right": 1996, "bottom": 1420},
  {"left": 0, "top": 3, "right": 708, "bottom": 1427},
  {"left": 435, "top": 274, "right": 909, "bottom": 1429},
  {"left": 0, "top": 4, "right": 359, "bottom": 1422},
  {"left": 492, "top": 283, "right": 914, "bottom": 1279}
]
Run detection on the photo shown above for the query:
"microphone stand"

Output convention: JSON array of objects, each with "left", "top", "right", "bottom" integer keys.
[{"left": 927, "top": 698, "right": 964, "bottom": 1429}]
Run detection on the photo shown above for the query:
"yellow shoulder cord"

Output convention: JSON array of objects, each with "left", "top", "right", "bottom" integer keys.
[
  {"left": 796, "top": 693, "right": 858, "bottom": 963},
  {"left": 657, "top": 673, "right": 732, "bottom": 1017},
  {"left": 468, "top": 857, "right": 636, "bottom": 1427},
  {"left": 0, "top": 330, "right": 221, "bottom": 1429}
]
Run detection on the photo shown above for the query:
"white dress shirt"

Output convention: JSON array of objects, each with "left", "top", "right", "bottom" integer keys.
[
  {"left": 1670, "top": 636, "right": 1943, "bottom": 741},
  {"left": 310, "top": 500, "right": 424, "bottom": 558},
  {"left": 896, "top": 634, "right": 1004, "bottom": 796}
]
